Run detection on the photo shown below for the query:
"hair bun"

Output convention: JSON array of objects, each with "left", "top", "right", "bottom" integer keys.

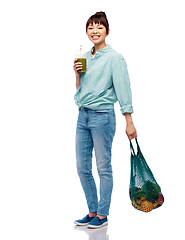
[{"left": 95, "top": 11, "right": 107, "bottom": 19}]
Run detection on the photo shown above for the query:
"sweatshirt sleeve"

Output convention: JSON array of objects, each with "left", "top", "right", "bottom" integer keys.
[{"left": 112, "top": 56, "right": 134, "bottom": 115}]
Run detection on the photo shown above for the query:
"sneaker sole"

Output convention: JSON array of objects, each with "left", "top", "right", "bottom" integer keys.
[
  {"left": 87, "top": 221, "right": 108, "bottom": 229},
  {"left": 74, "top": 221, "right": 88, "bottom": 226}
]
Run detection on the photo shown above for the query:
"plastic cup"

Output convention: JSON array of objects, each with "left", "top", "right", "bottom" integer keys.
[
  {"left": 74, "top": 47, "right": 87, "bottom": 73},
  {"left": 76, "top": 58, "right": 86, "bottom": 72}
]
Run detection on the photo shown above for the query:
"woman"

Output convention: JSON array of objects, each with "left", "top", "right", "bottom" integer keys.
[{"left": 73, "top": 12, "right": 137, "bottom": 228}]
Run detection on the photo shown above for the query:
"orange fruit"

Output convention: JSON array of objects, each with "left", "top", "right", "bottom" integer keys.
[{"left": 141, "top": 200, "right": 153, "bottom": 212}]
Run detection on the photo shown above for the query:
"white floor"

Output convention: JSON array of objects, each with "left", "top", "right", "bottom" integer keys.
[
  {"left": 71, "top": 207, "right": 183, "bottom": 240},
  {"left": 0, "top": 126, "right": 184, "bottom": 240},
  {"left": 73, "top": 225, "right": 109, "bottom": 240},
  {"left": 1, "top": 167, "right": 184, "bottom": 240},
  {"left": 67, "top": 205, "right": 183, "bottom": 240}
]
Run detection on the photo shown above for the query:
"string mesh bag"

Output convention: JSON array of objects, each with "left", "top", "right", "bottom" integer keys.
[{"left": 129, "top": 139, "right": 164, "bottom": 212}]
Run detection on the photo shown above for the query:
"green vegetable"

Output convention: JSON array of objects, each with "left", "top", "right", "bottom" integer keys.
[
  {"left": 133, "top": 190, "right": 146, "bottom": 200},
  {"left": 141, "top": 181, "right": 160, "bottom": 203}
]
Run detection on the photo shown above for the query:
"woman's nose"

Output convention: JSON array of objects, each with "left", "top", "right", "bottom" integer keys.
[{"left": 93, "top": 28, "right": 97, "bottom": 33}]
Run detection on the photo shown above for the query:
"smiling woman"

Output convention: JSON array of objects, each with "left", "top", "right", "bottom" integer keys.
[{"left": 73, "top": 11, "right": 137, "bottom": 229}]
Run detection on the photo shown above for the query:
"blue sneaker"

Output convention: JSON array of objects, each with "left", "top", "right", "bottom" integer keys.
[
  {"left": 87, "top": 216, "right": 108, "bottom": 229},
  {"left": 74, "top": 214, "right": 95, "bottom": 226}
]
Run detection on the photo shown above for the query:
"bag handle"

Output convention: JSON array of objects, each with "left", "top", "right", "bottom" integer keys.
[
  {"left": 130, "top": 138, "right": 140, "bottom": 156},
  {"left": 130, "top": 139, "right": 136, "bottom": 155}
]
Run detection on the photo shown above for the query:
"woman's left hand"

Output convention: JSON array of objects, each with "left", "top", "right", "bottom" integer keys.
[
  {"left": 126, "top": 122, "right": 137, "bottom": 140},
  {"left": 124, "top": 113, "right": 137, "bottom": 140}
]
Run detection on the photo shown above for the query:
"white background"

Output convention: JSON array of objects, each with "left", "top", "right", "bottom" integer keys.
[{"left": 0, "top": 0, "right": 185, "bottom": 239}]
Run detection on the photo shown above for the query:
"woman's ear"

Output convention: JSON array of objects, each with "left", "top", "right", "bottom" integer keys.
[{"left": 107, "top": 29, "right": 110, "bottom": 36}]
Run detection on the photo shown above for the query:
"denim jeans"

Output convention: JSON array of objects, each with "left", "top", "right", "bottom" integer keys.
[{"left": 76, "top": 108, "right": 116, "bottom": 216}]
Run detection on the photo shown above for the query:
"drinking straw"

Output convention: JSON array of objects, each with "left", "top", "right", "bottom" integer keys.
[{"left": 80, "top": 45, "right": 82, "bottom": 57}]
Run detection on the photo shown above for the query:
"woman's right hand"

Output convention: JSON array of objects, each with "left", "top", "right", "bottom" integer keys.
[{"left": 73, "top": 59, "right": 82, "bottom": 76}]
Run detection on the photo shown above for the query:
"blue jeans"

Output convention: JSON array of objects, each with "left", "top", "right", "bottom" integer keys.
[{"left": 76, "top": 108, "right": 116, "bottom": 216}]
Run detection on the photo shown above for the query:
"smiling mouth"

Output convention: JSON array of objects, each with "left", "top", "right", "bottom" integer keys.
[{"left": 91, "top": 35, "right": 100, "bottom": 40}]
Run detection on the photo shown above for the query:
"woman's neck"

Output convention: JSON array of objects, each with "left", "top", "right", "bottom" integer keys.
[{"left": 93, "top": 42, "right": 107, "bottom": 55}]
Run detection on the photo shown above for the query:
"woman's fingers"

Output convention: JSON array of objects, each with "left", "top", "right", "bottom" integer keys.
[
  {"left": 73, "top": 59, "right": 83, "bottom": 72},
  {"left": 126, "top": 124, "right": 137, "bottom": 140}
]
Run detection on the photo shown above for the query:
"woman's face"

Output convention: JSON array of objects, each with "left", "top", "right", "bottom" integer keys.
[{"left": 87, "top": 22, "right": 108, "bottom": 46}]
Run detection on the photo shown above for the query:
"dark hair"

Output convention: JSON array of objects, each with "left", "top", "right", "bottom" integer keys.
[{"left": 86, "top": 12, "right": 109, "bottom": 34}]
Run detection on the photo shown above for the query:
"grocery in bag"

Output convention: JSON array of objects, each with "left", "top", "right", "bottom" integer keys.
[{"left": 129, "top": 139, "right": 164, "bottom": 212}]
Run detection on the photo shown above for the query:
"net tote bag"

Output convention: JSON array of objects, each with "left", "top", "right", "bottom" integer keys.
[{"left": 129, "top": 139, "right": 164, "bottom": 212}]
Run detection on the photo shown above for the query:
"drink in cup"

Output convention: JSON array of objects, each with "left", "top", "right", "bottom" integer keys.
[
  {"left": 76, "top": 58, "right": 86, "bottom": 72},
  {"left": 75, "top": 45, "right": 87, "bottom": 73}
]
